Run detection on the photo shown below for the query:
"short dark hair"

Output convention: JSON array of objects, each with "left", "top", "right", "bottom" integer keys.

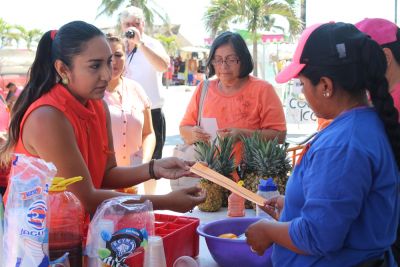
[
  {"left": 206, "top": 31, "right": 253, "bottom": 78},
  {"left": 6, "top": 82, "right": 15, "bottom": 89}
]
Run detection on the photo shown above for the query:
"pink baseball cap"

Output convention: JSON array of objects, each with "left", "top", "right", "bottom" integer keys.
[
  {"left": 355, "top": 18, "right": 398, "bottom": 45},
  {"left": 276, "top": 22, "right": 369, "bottom": 83}
]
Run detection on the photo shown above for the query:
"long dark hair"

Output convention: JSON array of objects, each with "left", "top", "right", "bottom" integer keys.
[
  {"left": 301, "top": 36, "right": 400, "bottom": 167},
  {"left": 0, "top": 21, "right": 104, "bottom": 165}
]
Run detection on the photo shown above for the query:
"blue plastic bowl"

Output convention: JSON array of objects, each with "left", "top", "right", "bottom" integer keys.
[{"left": 197, "top": 217, "right": 273, "bottom": 267}]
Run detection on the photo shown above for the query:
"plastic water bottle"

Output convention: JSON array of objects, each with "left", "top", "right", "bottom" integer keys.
[
  {"left": 256, "top": 178, "right": 280, "bottom": 219},
  {"left": 227, "top": 192, "right": 245, "bottom": 217},
  {"left": 48, "top": 177, "right": 85, "bottom": 266}
]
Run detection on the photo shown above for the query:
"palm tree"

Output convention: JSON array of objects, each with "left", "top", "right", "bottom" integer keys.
[
  {"left": 15, "top": 25, "right": 42, "bottom": 50},
  {"left": 300, "top": 0, "right": 306, "bottom": 24},
  {"left": 7, "top": 32, "right": 21, "bottom": 48},
  {"left": 204, "top": 0, "right": 303, "bottom": 76},
  {"left": 0, "top": 18, "right": 12, "bottom": 47},
  {"left": 97, "top": 0, "right": 184, "bottom": 53},
  {"left": 0, "top": 19, "right": 41, "bottom": 49},
  {"left": 155, "top": 34, "right": 177, "bottom": 55},
  {"left": 97, "top": 0, "right": 157, "bottom": 34}
]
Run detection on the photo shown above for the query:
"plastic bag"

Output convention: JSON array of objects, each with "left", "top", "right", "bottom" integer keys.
[
  {"left": 172, "top": 143, "right": 197, "bottom": 162},
  {"left": 170, "top": 144, "right": 200, "bottom": 191},
  {"left": 86, "top": 196, "right": 155, "bottom": 267},
  {"left": 49, "top": 252, "right": 70, "bottom": 267},
  {"left": 3, "top": 154, "right": 56, "bottom": 267},
  {"left": 0, "top": 194, "right": 4, "bottom": 267}
]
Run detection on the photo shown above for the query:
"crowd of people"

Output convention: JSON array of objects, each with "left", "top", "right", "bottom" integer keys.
[
  {"left": 166, "top": 53, "right": 207, "bottom": 86},
  {"left": 0, "top": 5, "right": 399, "bottom": 265}
]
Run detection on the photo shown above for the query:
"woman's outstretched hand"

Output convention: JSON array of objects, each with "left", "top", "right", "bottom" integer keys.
[
  {"left": 153, "top": 157, "right": 198, "bottom": 180},
  {"left": 164, "top": 186, "right": 206, "bottom": 213}
]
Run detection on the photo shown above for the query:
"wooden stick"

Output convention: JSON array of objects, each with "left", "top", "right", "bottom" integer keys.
[{"left": 190, "top": 162, "right": 266, "bottom": 206}]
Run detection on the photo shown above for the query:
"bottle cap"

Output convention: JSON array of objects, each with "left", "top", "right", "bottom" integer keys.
[
  {"left": 49, "top": 176, "right": 83, "bottom": 192},
  {"left": 258, "top": 178, "right": 277, "bottom": 192}
]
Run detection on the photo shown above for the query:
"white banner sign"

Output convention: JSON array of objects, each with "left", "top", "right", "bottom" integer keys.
[{"left": 285, "top": 97, "right": 317, "bottom": 124}]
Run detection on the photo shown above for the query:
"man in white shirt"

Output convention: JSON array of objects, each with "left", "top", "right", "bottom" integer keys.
[{"left": 119, "top": 6, "right": 170, "bottom": 159}]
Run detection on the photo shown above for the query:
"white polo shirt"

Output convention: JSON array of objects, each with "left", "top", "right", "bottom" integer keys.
[{"left": 125, "top": 34, "right": 166, "bottom": 109}]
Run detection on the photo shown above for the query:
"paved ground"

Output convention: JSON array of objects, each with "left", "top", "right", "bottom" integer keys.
[{"left": 151, "top": 85, "right": 316, "bottom": 195}]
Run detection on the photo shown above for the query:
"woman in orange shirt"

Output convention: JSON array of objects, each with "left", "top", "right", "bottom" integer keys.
[{"left": 180, "top": 31, "right": 286, "bottom": 163}]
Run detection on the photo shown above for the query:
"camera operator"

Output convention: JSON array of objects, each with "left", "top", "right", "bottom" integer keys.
[{"left": 119, "top": 6, "right": 170, "bottom": 194}]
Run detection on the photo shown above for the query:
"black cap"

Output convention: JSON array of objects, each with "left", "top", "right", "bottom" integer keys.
[{"left": 276, "top": 22, "right": 369, "bottom": 83}]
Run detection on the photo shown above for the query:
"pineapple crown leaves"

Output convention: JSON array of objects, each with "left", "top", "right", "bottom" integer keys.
[
  {"left": 194, "top": 138, "right": 218, "bottom": 167},
  {"left": 194, "top": 140, "right": 218, "bottom": 185},
  {"left": 240, "top": 131, "right": 263, "bottom": 173},
  {"left": 215, "top": 135, "right": 236, "bottom": 177},
  {"left": 194, "top": 135, "right": 236, "bottom": 178},
  {"left": 241, "top": 133, "right": 292, "bottom": 178}
]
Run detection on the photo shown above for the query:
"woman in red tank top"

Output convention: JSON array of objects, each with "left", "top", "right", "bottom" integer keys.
[{"left": 0, "top": 21, "right": 205, "bottom": 215}]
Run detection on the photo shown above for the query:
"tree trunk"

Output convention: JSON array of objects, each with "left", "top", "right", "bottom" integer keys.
[
  {"left": 252, "top": 37, "right": 258, "bottom": 77},
  {"left": 301, "top": 0, "right": 306, "bottom": 25}
]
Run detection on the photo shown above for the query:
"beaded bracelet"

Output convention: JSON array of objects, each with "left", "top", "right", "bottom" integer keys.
[{"left": 149, "top": 159, "right": 159, "bottom": 180}]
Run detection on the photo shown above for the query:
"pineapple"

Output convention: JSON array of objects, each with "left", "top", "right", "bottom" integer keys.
[
  {"left": 216, "top": 136, "right": 236, "bottom": 207},
  {"left": 254, "top": 138, "right": 291, "bottom": 195},
  {"left": 240, "top": 132, "right": 263, "bottom": 208},
  {"left": 240, "top": 133, "right": 292, "bottom": 208},
  {"left": 194, "top": 136, "right": 235, "bottom": 212}
]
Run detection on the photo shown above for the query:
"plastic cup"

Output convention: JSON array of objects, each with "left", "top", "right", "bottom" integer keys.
[
  {"left": 144, "top": 236, "right": 167, "bottom": 267},
  {"left": 173, "top": 256, "right": 199, "bottom": 267},
  {"left": 87, "top": 219, "right": 114, "bottom": 267}
]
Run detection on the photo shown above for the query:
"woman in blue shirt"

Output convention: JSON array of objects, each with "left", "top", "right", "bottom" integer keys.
[{"left": 245, "top": 22, "right": 400, "bottom": 266}]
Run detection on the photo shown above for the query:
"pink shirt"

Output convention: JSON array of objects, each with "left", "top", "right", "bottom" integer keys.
[
  {"left": 104, "top": 77, "right": 151, "bottom": 166},
  {"left": 0, "top": 88, "right": 7, "bottom": 100},
  {"left": 391, "top": 82, "right": 400, "bottom": 122},
  {"left": 0, "top": 96, "right": 9, "bottom": 132}
]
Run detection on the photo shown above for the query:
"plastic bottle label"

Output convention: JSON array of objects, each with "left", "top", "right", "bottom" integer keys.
[{"left": 256, "top": 190, "right": 280, "bottom": 219}]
